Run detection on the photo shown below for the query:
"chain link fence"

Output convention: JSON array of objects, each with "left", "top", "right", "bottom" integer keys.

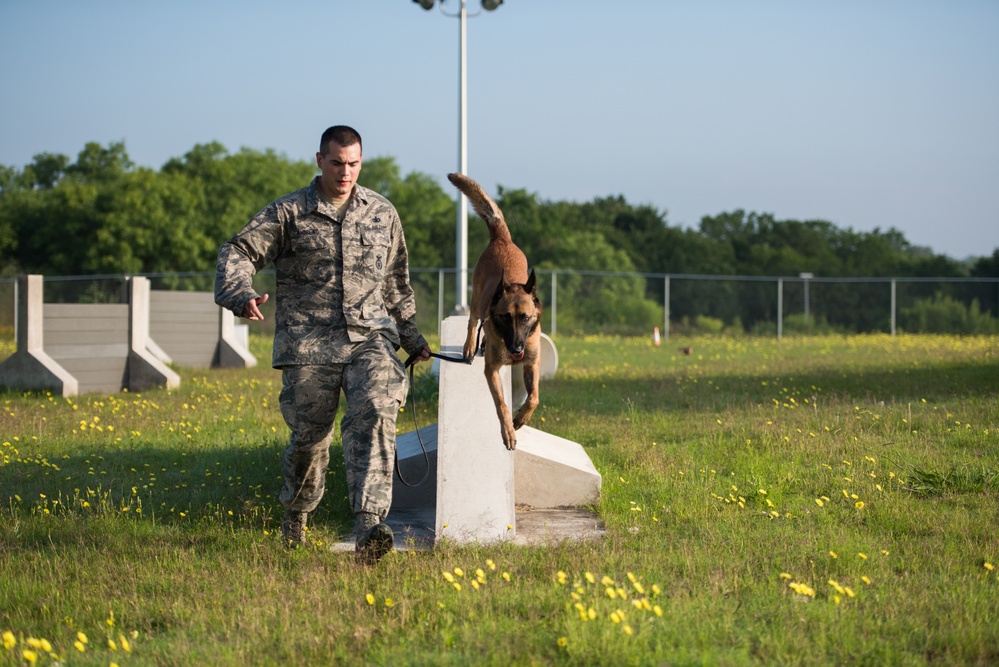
[{"left": 2, "top": 270, "right": 997, "bottom": 356}]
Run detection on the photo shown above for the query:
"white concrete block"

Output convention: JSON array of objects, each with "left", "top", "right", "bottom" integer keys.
[{"left": 435, "top": 316, "right": 516, "bottom": 544}]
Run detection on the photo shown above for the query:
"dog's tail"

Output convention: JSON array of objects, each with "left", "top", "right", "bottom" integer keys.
[{"left": 447, "top": 173, "right": 511, "bottom": 243}]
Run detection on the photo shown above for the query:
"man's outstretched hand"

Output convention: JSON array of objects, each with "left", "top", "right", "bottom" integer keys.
[{"left": 241, "top": 293, "right": 269, "bottom": 321}]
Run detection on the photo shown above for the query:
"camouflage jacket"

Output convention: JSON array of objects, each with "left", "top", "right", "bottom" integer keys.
[{"left": 215, "top": 177, "right": 428, "bottom": 367}]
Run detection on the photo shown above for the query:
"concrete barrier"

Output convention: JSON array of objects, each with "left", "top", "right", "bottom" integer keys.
[
  {"left": 0, "top": 275, "right": 179, "bottom": 396},
  {"left": 434, "top": 316, "right": 517, "bottom": 544},
  {"left": 389, "top": 317, "right": 601, "bottom": 547},
  {"left": 147, "top": 290, "right": 256, "bottom": 368},
  {"left": 0, "top": 275, "right": 78, "bottom": 396}
]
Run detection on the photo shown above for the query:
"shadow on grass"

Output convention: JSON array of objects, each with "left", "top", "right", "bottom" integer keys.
[{"left": 1, "top": 437, "right": 357, "bottom": 551}]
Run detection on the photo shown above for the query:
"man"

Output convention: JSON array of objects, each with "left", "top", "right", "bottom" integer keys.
[{"left": 215, "top": 125, "right": 431, "bottom": 564}]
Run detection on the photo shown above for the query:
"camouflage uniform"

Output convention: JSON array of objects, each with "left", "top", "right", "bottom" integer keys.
[{"left": 215, "top": 176, "right": 427, "bottom": 521}]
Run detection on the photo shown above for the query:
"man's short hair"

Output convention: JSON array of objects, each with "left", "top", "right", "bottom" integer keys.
[{"left": 320, "top": 125, "right": 363, "bottom": 155}]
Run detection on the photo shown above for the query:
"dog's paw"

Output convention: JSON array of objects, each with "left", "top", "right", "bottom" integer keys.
[
  {"left": 513, "top": 404, "right": 536, "bottom": 430},
  {"left": 462, "top": 342, "right": 477, "bottom": 360},
  {"left": 501, "top": 424, "right": 517, "bottom": 450}
]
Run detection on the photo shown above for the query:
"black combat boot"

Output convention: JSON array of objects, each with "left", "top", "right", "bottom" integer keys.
[
  {"left": 355, "top": 512, "right": 393, "bottom": 565},
  {"left": 281, "top": 510, "right": 308, "bottom": 549}
]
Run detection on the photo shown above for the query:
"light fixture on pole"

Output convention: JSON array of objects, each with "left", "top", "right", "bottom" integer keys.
[{"left": 413, "top": 0, "right": 503, "bottom": 314}]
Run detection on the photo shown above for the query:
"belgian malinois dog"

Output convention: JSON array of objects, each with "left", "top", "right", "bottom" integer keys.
[{"left": 447, "top": 172, "right": 542, "bottom": 450}]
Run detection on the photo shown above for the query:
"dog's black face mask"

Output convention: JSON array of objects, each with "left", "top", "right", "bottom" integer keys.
[{"left": 491, "top": 269, "right": 541, "bottom": 361}]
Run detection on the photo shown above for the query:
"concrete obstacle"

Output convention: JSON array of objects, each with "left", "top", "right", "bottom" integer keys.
[
  {"left": 388, "top": 316, "right": 602, "bottom": 547},
  {"left": 0, "top": 275, "right": 78, "bottom": 396},
  {"left": 0, "top": 275, "right": 179, "bottom": 396},
  {"left": 0, "top": 275, "right": 257, "bottom": 396},
  {"left": 146, "top": 289, "right": 255, "bottom": 368}
]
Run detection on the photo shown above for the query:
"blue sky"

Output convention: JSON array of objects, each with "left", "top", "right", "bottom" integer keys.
[{"left": 1, "top": 0, "right": 997, "bottom": 260}]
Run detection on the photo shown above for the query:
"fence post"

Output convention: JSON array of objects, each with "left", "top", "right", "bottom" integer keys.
[
  {"left": 891, "top": 279, "right": 897, "bottom": 337},
  {"left": 438, "top": 270, "right": 445, "bottom": 336},
  {"left": 12, "top": 278, "right": 17, "bottom": 347},
  {"left": 777, "top": 278, "right": 783, "bottom": 341},
  {"left": 550, "top": 270, "right": 557, "bottom": 337},
  {"left": 663, "top": 275, "right": 670, "bottom": 341}
]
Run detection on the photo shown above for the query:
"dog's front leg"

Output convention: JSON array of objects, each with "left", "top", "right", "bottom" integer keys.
[
  {"left": 513, "top": 358, "right": 540, "bottom": 430},
  {"left": 484, "top": 366, "right": 517, "bottom": 450},
  {"left": 463, "top": 317, "right": 479, "bottom": 360}
]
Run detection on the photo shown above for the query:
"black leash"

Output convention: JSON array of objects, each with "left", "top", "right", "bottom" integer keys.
[{"left": 395, "top": 323, "right": 483, "bottom": 487}]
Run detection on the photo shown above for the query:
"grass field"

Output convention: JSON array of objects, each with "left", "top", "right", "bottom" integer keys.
[{"left": 2, "top": 333, "right": 998, "bottom": 666}]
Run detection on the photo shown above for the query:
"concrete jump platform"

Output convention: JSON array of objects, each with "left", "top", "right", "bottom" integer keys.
[
  {"left": 299, "top": 316, "right": 604, "bottom": 554},
  {"left": 361, "top": 315, "right": 603, "bottom": 552},
  {"left": 392, "top": 424, "right": 602, "bottom": 512}
]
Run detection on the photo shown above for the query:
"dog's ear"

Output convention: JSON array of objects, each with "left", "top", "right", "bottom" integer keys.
[
  {"left": 491, "top": 272, "right": 507, "bottom": 307},
  {"left": 524, "top": 269, "right": 537, "bottom": 295}
]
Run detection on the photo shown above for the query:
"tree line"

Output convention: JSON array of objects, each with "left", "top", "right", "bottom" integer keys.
[{"left": 1, "top": 142, "right": 997, "bottom": 334}]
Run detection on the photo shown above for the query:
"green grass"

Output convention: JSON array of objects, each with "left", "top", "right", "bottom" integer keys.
[{"left": 2, "top": 333, "right": 998, "bottom": 665}]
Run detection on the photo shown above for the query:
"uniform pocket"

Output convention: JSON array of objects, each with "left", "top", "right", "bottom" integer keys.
[{"left": 359, "top": 227, "right": 390, "bottom": 275}]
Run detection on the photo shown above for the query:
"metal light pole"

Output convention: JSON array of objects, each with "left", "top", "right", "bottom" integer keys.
[{"left": 413, "top": 0, "right": 503, "bottom": 314}]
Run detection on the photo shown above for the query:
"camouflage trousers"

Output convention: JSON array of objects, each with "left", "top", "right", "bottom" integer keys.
[{"left": 278, "top": 335, "right": 409, "bottom": 519}]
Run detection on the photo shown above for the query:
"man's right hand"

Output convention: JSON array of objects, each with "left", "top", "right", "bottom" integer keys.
[{"left": 241, "top": 293, "right": 269, "bottom": 321}]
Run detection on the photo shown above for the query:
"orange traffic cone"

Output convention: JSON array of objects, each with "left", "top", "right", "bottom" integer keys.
[{"left": 653, "top": 326, "right": 661, "bottom": 346}]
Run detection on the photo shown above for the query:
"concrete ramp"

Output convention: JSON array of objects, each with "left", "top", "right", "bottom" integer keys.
[{"left": 514, "top": 426, "right": 601, "bottom": 509}]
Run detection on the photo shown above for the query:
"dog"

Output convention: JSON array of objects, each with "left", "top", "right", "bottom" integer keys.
[{"left": 447, "top": 172, "right": 542, "bottom": 451}]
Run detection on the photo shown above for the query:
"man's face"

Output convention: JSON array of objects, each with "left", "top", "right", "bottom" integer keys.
[{"left": 316, "top": 141, "right": 362, "bottom": 199}]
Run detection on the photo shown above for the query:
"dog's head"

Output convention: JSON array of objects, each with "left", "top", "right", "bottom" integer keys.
[{"left": 489, "top": 269, "right": 541, "bottom": 362}]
